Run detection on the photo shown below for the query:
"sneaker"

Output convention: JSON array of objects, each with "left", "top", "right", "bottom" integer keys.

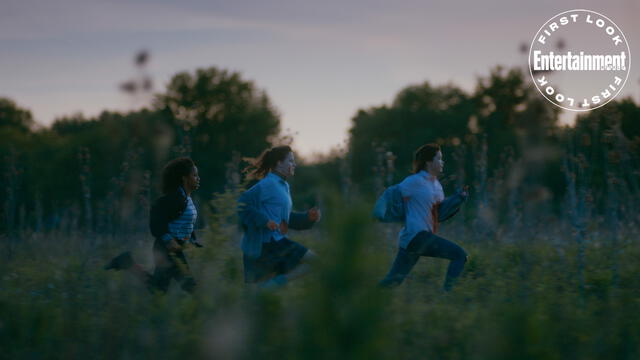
[
  {"left": 104, "top": 251, "right": 134, "bottom": 271},
  {"left": 258, "top": 274, "right": 288, "bottom": 290}
]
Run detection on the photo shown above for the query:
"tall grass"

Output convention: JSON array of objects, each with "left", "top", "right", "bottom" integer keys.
[
  {"left": 1, "top": 186, "right": 639, "bottom": 359},
  {"left": 2, "top": 117, "right": 640, "bottom": 358}
]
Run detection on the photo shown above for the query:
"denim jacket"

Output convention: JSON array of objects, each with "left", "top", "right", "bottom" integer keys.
[{"left": 238, "top": 181, "right": 315, "bottom": 258}]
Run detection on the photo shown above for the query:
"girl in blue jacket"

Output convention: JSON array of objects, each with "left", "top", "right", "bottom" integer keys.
[{"left": 238, "top": 145, "right": 321, "bottom": 288}]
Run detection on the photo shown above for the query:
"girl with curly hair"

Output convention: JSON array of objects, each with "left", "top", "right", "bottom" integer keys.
[{"left": 105, "top": 157, "right": 202, "bottom": 294}]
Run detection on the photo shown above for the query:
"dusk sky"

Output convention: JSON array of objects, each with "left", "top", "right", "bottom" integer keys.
[{"left": 2, "top": 0, "right": 638, "bottom": 157}]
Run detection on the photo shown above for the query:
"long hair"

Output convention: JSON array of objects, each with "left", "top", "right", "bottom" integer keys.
[
  {"left": 412, "top": 143, "right": 441, "bottom": 173},
  {"left": 243, "top": 145, "right": 292, "bottom": 179},
  {"left": 161, "top": 157, "right": 195, "bottom": 195}
]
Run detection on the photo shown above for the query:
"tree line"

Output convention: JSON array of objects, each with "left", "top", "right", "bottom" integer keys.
[{"left": 1, "top": 65, "right": 639, "bottom": 234}]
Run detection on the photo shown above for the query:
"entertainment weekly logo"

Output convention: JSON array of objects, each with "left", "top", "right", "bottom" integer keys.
[{"left": 528, "top": 9, "right": 631, "bottom": 111}]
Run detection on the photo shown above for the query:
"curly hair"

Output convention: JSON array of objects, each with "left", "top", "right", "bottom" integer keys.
[
  {"left": 161, "top": 157, "right": 196, "bottom": 195},
  {"left": 412, "top": 143, "right": 441, "bottom": 173},
  {"left": 243, "top": 145, "right": 292, "bottom": 179}
]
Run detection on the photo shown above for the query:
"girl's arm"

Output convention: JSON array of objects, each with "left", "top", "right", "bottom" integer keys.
[
  {"left": 288, "top": 209, "right": 318, "bottom": 230},
  {"left": 437, "top": 188, "right": 468, "bottom": 222},
  {"left": 238, "top": 185, "right": 270, "bottom": 229}
]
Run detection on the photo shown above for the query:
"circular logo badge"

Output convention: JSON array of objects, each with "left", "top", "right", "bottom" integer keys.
[{"left": 529, "top": 9, "right": 631, "bottom": 111}]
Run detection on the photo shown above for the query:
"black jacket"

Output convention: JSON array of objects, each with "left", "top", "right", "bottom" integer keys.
[{"left": 149, "top": 188, "right": 197, "bottom": 244}]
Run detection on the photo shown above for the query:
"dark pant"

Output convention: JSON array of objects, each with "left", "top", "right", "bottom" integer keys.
[
  {"left": 380, "top": 231, "right": 467, "bottom": 291},
  {"left": 147, "top": 239, "right": 196, "bottom": 293},
  {"left": 243, "top": 238, "right": 309, "bottom": 283}
]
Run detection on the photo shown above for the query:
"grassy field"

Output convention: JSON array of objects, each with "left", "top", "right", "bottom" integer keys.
[{"left": 1, "top": 195, "right": 639, "bottom": 360}]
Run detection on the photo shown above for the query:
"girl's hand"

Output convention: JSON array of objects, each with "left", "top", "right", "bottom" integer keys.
[
  {"left": 279, "top": 221, "right": 289, "bottom": 235},
  {"left": 166, "top": 239, "right": 182, "bottom": 252},
  {"left": 266, "top": 220, "right": 278, "bottom": 231},
  {"left": 308, "top": 207, "right": 321, "bottom": 222}
]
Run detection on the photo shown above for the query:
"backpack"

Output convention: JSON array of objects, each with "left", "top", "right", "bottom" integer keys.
[
  {"left": 372, "top": 184, "right": 405, "bottom": 223},
  {"left": 373, "top": 184, "right": 468, "bottom": 223}
]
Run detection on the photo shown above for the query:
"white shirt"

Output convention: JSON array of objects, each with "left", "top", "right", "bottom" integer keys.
[{"left": 398, "top": 170, "right": 444, "bottom": 248}]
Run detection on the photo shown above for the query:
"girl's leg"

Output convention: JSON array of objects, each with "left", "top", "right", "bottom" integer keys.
[
  {"left": 170, "top": 251, "right": 196, "bottom": 293},
  {"left": 281, "top": 250, "right": 315, "bottom": 281},
  {"left": 105, "top": 251, "right": 155, "bottom": 289},
  {"left": 150, "top": 241, "right": 196, "bottom": 294},
  {"left": 409, "top": 232, "right": 467, "bottom": 291},
  {"left": 379, "top": 247, "right": 420, "bottom": 287},
  {"left": 259, "top": 240, "right": 312, "bottom": 289}
]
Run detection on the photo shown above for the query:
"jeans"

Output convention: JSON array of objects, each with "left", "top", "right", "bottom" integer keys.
[{"left": 380, "top": 231, "right": 467, "bottom": 291}]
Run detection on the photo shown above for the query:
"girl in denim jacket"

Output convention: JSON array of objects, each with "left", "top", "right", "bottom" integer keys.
[{"left": 238, "top": 146, "right": 321, "bottom": 288}]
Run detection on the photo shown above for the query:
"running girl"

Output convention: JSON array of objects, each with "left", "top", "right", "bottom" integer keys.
[
  {"left": 105, "top": 157, "right": 202, "bottom": 293},
  {"left": 238, "top": 145, "right": 320, "bottom": 288},
  {"left": 379, "top": 143, "right": 468, "bottom": 291}
]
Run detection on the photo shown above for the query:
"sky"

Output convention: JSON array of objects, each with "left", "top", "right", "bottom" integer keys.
[{"left": 1, "top": 0, "right": 638, "bottom": 158}]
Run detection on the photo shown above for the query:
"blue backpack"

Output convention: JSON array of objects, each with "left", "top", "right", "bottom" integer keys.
[{"left": 372, "top": 184, "right": 405, "bottom": 222}]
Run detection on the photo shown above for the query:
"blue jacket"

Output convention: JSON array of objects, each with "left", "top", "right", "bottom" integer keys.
[
  {"left": 373, "top": 184, "right": 467, "bottom": 223},
  {"left": 238, "top": 182, "right": 315, "bottom": 258}
]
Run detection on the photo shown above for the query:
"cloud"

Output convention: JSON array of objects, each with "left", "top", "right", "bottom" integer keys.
[{"left": 0, "top": 0, "right": 285, "bottom": 40}]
